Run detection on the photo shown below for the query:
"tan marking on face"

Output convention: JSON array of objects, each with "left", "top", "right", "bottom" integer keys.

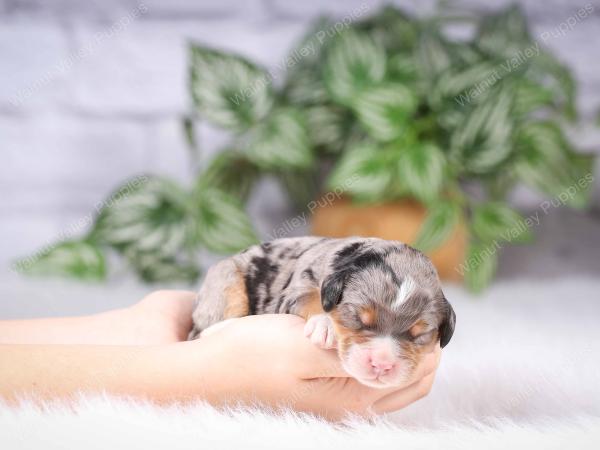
[
  {"left": 399, "top": 329, "right": 439, "bottom": 377},
  {"left": 359, "top": 307, "right": 377, "bottom": 327},
  {"left": 223, "top": 270, "right": 249, "bottom": 318},
  {"left": 409, "top": 319, "right": 428, "bottom": 337},
  {"left": 296, "top": 289, "right": 324, "bottom": 321},
  {"left": 330, "top": 309, "right": 371, "bottom": 357}
]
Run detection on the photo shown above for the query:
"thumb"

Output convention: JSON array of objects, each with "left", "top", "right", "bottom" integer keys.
[{"left": 290, "top": 320, "right": 349, "bottom": 379}]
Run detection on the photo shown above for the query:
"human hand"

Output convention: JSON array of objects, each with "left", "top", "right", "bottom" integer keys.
[
  {"left": 126, "top": 290, "right": 196, "bottom": 344},
  {"left": 195, "top": 314, "right": 441, "bottom": 420}
]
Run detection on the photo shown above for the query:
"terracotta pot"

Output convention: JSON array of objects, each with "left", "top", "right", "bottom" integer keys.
[{"left": 311, "top": 197, "right": 467, "bottom": 281}]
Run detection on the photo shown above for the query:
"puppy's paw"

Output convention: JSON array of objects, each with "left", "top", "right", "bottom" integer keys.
[{"left": 304, "top": 313, "right": 337, "bottom": 349}]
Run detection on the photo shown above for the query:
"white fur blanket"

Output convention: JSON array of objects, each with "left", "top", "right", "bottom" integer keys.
[{"left": 2, "top": 278, "right": 599, "bottom": 449}]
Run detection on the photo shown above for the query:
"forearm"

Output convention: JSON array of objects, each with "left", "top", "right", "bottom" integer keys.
[
  {"left": 0, "top": 342, "right": 218, "bottom": 405},
  {"left": 0, "top": 290, "right": 196, "bottom": 346},
  {"left": 0, "top": 309, "right": 131, "bottom": 345}
]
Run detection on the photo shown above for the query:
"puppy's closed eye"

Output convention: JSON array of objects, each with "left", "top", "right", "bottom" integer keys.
[
  {"left": 412, "top": 330, "right": 436, "bottom": 345},
  {"left": 409, "top": 320, "right": 429, "bottom": 337},
  {"left": 409, "top": 320, "right": 435, "bottom": 345}
]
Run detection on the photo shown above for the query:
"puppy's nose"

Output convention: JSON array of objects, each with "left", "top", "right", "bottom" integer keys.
[{"left": 370, "top": 359, "right": 395, "bottom": 375}]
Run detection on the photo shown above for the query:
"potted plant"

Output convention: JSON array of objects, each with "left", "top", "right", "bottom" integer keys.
[{"left": 17, "top": 4, "right": 595, "bottom": 292}]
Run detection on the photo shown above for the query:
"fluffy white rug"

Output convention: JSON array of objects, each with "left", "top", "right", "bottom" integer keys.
[{"left": 2, "top": 277, "right": 599, "bottom": 449}]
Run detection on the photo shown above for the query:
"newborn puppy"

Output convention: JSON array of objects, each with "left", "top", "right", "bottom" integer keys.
[{"left": 189, "top": 237, "right": 455, "bottom": 388}]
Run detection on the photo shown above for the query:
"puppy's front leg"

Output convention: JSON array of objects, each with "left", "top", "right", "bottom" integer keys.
[
  {"left": 303, "top": 314, "right": 336, "bottom": 349},
  {"left": 293, "top": 290, "right": 337, "bottom": 349}
]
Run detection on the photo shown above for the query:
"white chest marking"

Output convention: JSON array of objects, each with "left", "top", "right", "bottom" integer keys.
[{"left": 393, "top": 276, "right": 417, "bottom": 309}]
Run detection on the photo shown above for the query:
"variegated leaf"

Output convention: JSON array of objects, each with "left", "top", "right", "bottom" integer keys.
[
  {"left": 396, "top": 142, "right": 446, "bottom": 202},
  {"left": 450, "top": 87, "right": 515, "bottom": 173},
  {"left": 353, "top": 83, "right": 418, "bottom": 142},
  {"left": 125, "top": 250, "right": 200, "bottom": 283},
  {"left": 476, "top": 4, "right": 532, "bottom": 59},
  {"left": 528, "top": 50, "right": 577, "bottom": 120},
  {"left": 513, "top": 79, "right": 555, "bottom": 117},
  {"left": 472, "top": 202, "right": 532, "bottom": 243},
  {"left": 415, "top": 30, "right": 451, "bottom": 81},
  {"left": 190, "top": 45, "right": 273, "bottom": 130},
  {"left": 323, "top": 29, "right": 386, "bottom": 105},
  {"left": 304, "top": 104, "right": 348, "bottom": 153},
  {"left": 463, "top": 242, "right": 499, "bottom": 293},
  {"left": 94, "top": 176, "right": 193, "bottom": 259},
  {"left": 195, "top": 188, "right": 258, "bottom": 254},
  {"left": 515, "top": 121, "right": 594, "bottom": 207},
  {"left": 356, "top": 6, "right": 418, "bottom": 53},
  {"left": 14, "top": 240, "right": 106, "bottom": 281},
  {"left": 327, "top": 143, "right": 391, "bottom": 201},
  {"left": 433, "top": 62, "right": 498, "bottom": 108},
  {"left": 414, "top": 201, "right": 461, "bottom": 252},
  {"left": 244, "top": 109, "right": 313, "bottom": 170},
  {"left": 198, "top": 149, "right": 258, "bottom": 200}
]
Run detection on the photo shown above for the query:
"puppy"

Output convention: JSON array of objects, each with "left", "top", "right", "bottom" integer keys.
[{"left": 189, "top": 237, "right": 455, "bottom": 388}]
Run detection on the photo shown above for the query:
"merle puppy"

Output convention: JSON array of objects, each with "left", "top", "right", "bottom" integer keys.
[{"left": 189, "top": 236, "right": 455, "bottom": 388}]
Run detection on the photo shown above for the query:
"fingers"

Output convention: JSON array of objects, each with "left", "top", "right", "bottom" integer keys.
[
  {"left": 410, "top": 341, "right": 442, "bottom": 382},
  {"left": 368, "top": 343, "right": 441, "bottom": 413},
  {"left": 370, "top": 369, "right": 436, "bottom": 414},
  {"left": 200, "top": 318, "right": 239, "bottom": 337},
  {"left": 291, "top": 321, "right": 349, "bottom": 378},
  {"left": 296, "top": 342, "right": 348, "bottom": 378},
  {"left": 344, "top": 341, "right": 441, "bottom": 410},
  {"left": 137, "top": 290, "right": 196, "bottom": 311}
]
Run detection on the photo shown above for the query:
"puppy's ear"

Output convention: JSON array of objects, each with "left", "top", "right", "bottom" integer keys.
[
  {"left": 439, "top": 297, "right": 456, "bottom": 348},
  {"left": 321, "top": 271, "right": 347, "bottom": 312}
]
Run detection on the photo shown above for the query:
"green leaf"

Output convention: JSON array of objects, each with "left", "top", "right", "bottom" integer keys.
[
  {"left": 195, "top": 188, "right": 258, "bottom": 254},
  {"left": 304, "top": 104, "right": 349, "bottom": 153},
  {"left": 189, "top": 45, "right": 274, "bottom": 130},
  {"left": 198, "top": 149, "right": 258, "bottom": 200},
  {"left": 567, "top": 153, "right": 595, "bottom": 209},
  {"left": 286, "top": 16, "right": 333, "bottom": 68},
  {"left": 353, "top": 83, "right": 418, "bottom": 142},
  {"left": 414, "top": 201, "right": 460, "bottom": 252},
  {"left": 244, "top": 108, "right": 313, "bottom": 170},
  {"left": 415, "top": 30, "right": 452, "bottom": 82},
  {"left": 126, "top": 251, "right": 200, "bottom": 284},
  {"left": 472, "top": 202, "right": 532, "bottom": 244},
  {"left": 323, "top": 29, "right": 386, "bottom": 106},
  {"left": 277, "top": 170, "right": 320, "bottom": 210},
  {"left": 432, "top": 61, "right": 499, "bottom": 108},
  {"left": 463, "top": 242, "right": 499, "bottom": 293},
  {"left": 528, "top": 50, "right": 577, "bottom": 120},
  {"left": 327, "top": 143, "right": 392, "bottom": 201},
  {"left": 514, "top": 121, "right": 595, "bottom": 208},
  {"left": 476, "top": 4, "right": 532, "bottom": 59},
  {"left": 14, "top": 240, "right": 106, "bottom": 281},
  {"left": 355, "top": 5, "right": 418, "bottom": 53},
  {"left": 513, "top": 79, "right": 555, "bottom": 117},
  {"left": 388, "top": 54, "right": 420, "bottom": 85},
  {"left": 284, "top": 65, "right": 330, "bottom": 106},
  {"left": 450, "top": 86, "right": 515, "bottom": 173},
  {"left": 283, "top": 19, "right": 334, "bottom": 107},
  {"left": 94, "top": 176, "right": 194, "bottom": 259},
  {"left": 396, "top": 141, "right": 446, "bottom": 202}
]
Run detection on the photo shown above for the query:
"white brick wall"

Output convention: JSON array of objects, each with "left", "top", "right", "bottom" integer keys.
[
  {"left": 1, "top": 0, "right": 599, "bottom": 269},
  {"left": 0, "top": 21, "right": 70, "bottom": 111}
]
